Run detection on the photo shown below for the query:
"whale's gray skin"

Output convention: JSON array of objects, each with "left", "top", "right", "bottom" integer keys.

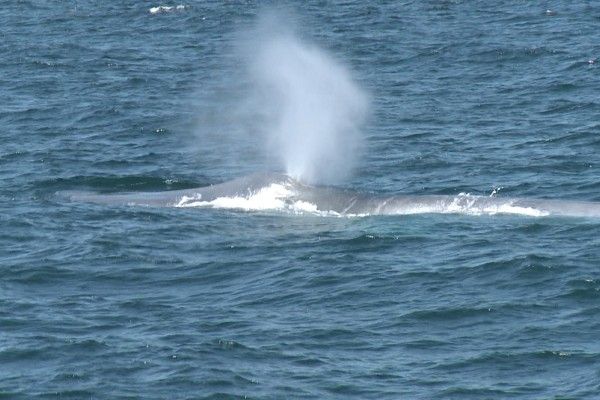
[
  {"left": 60, "top": 172, "right": 600, "bottom": 218},
  {"left": 294, "top": 183, "right": 600, "bottom": 217},
  {"left": 61, "top": 173, "right": 291, "bottom": 207}
]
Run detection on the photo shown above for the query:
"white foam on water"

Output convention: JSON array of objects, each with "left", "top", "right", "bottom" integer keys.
[
  {"left": 445, "top": 194, "right": 548, "bottom": 217},
  {"left": 372, "top": 193, "right": 550, "bottom": 217},
  {"left": 175, "top": 183, "right": 290, "bottom": 211},
  {"left": 385, "top": 194, "right": 548, "bottom": 217},
  {"left": 490, "top": 203, "right": 548, "bottom": 217},
  {"left": 290, "top": 200, "right": 319, "bottom": 213},
  {"left": 149, "top": 5, "right": 186, "bottom": 14},
  {"left": 173, "top": 184, "right": 547, "bottom": 218},
  {"left": 173, "top": 183, "right": 346, "bottom": 216}
]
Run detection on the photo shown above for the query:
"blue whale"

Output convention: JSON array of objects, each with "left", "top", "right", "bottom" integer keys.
[{"left": 60, "top": 172, "right": 600, "bottom": 218}]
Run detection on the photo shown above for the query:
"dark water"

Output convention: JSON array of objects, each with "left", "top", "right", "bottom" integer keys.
[{"left": 2, "top": 1, "right": 600, "bottom": 398}]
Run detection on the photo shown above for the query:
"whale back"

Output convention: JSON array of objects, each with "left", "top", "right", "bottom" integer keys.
[{"left": 59, "top": 172, "right": 600, "bottom": 218}]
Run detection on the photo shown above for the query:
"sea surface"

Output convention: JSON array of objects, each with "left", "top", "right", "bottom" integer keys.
[{"left": 2, "top": 1, "right": 600, "bottom": 399}]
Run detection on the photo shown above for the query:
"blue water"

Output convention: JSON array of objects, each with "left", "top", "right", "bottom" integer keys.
[{"left": 2, "top": 1, "right": 600, "bottom": 398}]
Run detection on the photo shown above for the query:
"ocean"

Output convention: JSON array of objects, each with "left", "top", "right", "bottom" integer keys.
[{"left": 1, "top": 1, "right": 600, "bottom": 398}]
